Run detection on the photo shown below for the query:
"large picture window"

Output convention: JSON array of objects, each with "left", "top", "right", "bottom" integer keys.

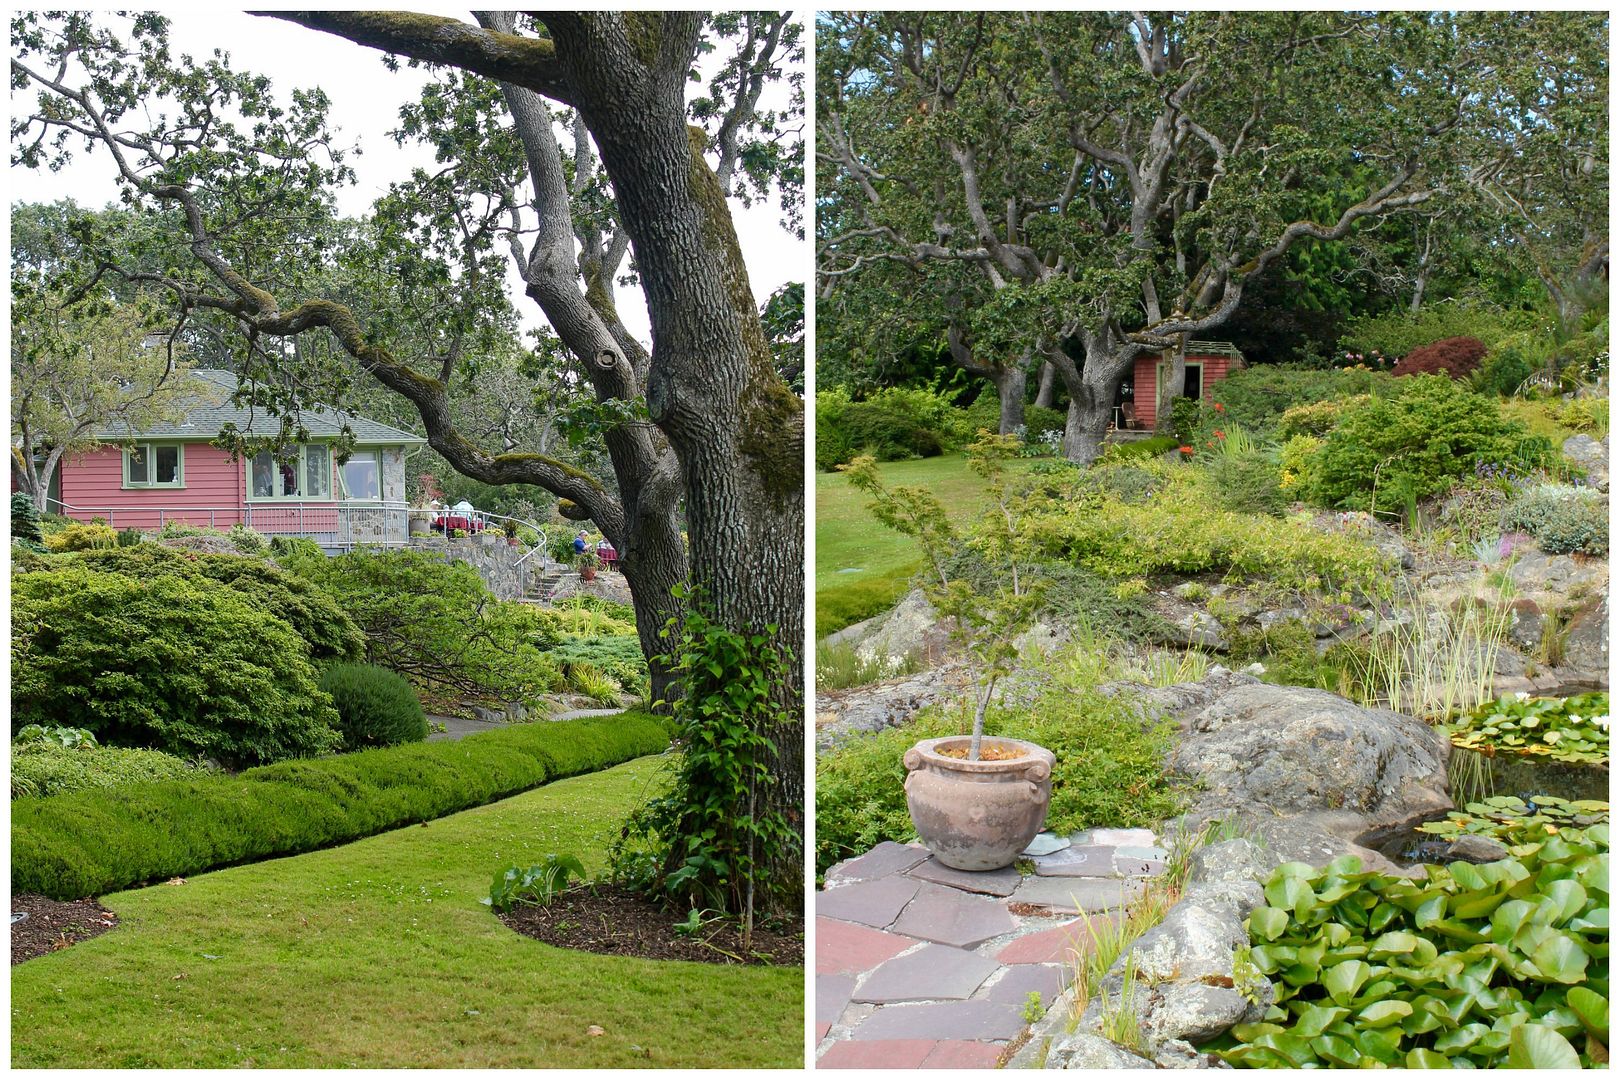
[
  {"left": 248, "top": 444, "right": 331, "bottom": 500},
  {"left": 339, "top": 450, "right": 382, "bottom": 501},
  {"left": 124, "top": 443, "right": 184, "bottom": 488}
]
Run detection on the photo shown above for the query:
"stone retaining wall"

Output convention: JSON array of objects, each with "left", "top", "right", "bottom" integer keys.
[{"left": 408, "top": 535, "right": 542, "bottom": 599}]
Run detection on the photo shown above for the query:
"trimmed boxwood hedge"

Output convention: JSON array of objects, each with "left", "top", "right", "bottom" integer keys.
[{"left": 13, "top": 712, "right": 670, "bottom": 900}]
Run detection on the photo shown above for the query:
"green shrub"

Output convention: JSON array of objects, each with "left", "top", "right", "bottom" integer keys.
[
  {"left": 1033, "top": 468, "right": 1391, "bottom": 597},
  {"left": 27, "top": 547, "right": 366, "bottom": 662},
  {"left": 1204, "top": 449, "right": 1287, "bottom": 516},
  {"left": 1211, "top": 365, "right": 1395, "bottom": 436},
  {"left": 1277, "top": 396, "right": 1367, "bottom": 439},
  {"left": 1338, "top": 299, "right": 1539, "bottom": 360},
  {"left": 11, "top": 566, "right": 343, "bottom": 766},
  {"left": 1501, "top": 484, "right": 1608, "bottom": 556},
  {"left": 1549, "top": 396, "right": 1609, "bottom": 436},
  {"left": 1475, "top": 346, "right": 1537, "bottom": 397},
  {"left": 44, "top": 521, "right": 119, "bottom": 552},
  {"left": 815, "top": 385, "right": 968, "bottom": 470},
  {"left": 276, "top": 546, "right": 558, "bottom": 707},
  {"left": 816, "top": 677, "right": 1188, "bottom": 875},
  {"left": 546, "top": 636, "right": 648, "bottom": 697},
  {"left": 1099, "top": 434, "right": 1180, "bottom": 462},
  {"left": 1300, "top": 375, "right": 1556, "bottom": 514},
  {"left": 12, "top": 711, "right": 670, "bottom": 900},
  {"left": 11, "top": 492, "right": 43, "bottom": 544},
  {"left": 319, "top": 663, "right": 428, "bottom": 751},
  {"left": 11, "top": 742, "right": 199, "bottom": 799}
]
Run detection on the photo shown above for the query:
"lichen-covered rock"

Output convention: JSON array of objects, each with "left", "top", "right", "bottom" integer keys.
[
  {"left": 1563, "top": 594, "right": 1608, "bottom": 673},
  {"left": 1167, "top": 679, "right": 1451, "bottom": 826},
  {"left": 1563, "top": 433, "right": 1608, "bottom": 492},
  {"left": 1146, "top": 983, "right": 1252, "bottom": 1045},
  {"left": 1045, "top": 1032, "right": 1157, "bottom": 1070}
]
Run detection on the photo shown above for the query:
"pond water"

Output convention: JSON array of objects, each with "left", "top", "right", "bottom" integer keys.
[{"left": 1362, "top": 747, "right": 1608, "bottom": 867}]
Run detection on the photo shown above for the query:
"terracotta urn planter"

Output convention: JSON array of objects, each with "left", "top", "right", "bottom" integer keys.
[{"left": 903, "top": 735, "right": 1055, "bottom": 871}]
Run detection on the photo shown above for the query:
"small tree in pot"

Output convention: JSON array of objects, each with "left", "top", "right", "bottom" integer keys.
[{"left": 842, "top": 434, "right": 1053, "bottom": 870}]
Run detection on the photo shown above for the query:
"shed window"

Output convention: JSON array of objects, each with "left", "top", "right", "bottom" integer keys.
[{"left": 124, "top": 443, "right": 184, "bottom": 488}]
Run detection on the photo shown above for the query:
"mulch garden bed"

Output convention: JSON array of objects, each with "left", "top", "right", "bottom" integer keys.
[
  {"left": 11, "top": 895, "right": 119, "bottom": 964},
  {"left": 497, "top": 885, "right": 802, "bottom": 967}
]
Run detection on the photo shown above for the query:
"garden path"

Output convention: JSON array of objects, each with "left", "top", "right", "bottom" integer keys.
[{"left": 815, "top": 832, "right": 1167, "bottom": 1069}]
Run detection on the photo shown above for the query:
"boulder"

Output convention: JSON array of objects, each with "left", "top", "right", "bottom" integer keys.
[
  {"left": 813, "top": 663, "right": 972, "bottom": 752},
  {"left": 1508, "top": 550, "right": 1608, "bottom": 603},
  {"left": 1146, "top": 984, "right": 1252, "bottom": 1046},
  {"left": 1166, "top": 679, "right": 1452, "bottom": 826},
  {"left": 1506, "top": 598, "right": 1546, "bottom": 652},
  {"left": 1046, "top": 1033, "right": 1157, "bottom": 1070},
  {"left": 1563, "top": 594, "right": 1608, "bottom": 674},
  {"left": 827, "top": 588, "right": 951, "bottom": 667},
  {"left": 1563, "top": 433, "right": 1609, "bottom": 492}
]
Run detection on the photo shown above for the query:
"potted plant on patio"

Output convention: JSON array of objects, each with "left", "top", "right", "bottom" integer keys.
[
  {"left": 502, "top": 519, "right": 520, "bottom": 546},
  {"left": 842, "top": 434, "right": 1054, "bottom": 871},
  {"left": 578, "top": 550, "right": 598, "bottom": 582}
]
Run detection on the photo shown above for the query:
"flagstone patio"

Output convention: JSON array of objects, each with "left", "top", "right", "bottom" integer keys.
[{"left": 815, "top": 831, "right": 1167, "bottom": 1069}]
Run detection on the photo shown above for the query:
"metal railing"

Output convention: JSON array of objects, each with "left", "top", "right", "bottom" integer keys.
[
  {"left": 54, "top": 501, "right": 549, "bottom": 564},
  {"left": 411, "top": 507, "right": 548, "bottom": 568}
]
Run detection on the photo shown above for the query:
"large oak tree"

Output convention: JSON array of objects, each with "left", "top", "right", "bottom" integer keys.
[
  {"left": 13, "top": 11, "right": 806, "bottom": 911},
  {"left": 818, "top": 11, "right": 1607, "bottom": 461}
]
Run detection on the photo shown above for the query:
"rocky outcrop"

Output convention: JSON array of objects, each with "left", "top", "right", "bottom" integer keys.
[
  {"left": 1050, "top": 839, "right": 1280, "bottom": 1069},
  {"left": 814, "top": 664, "right": 974, "bottom": 752},
  {"left": 1162, "top": 676, "right": 1451, "bottom": 825},
  {"left": 1563, "top": 594, "right": 1609, "bottom": 673},
  {"left": 825, "top": 588, "right": 953, "bottom": 665},
  {"left": 1562, "top": 433, "right": 1609, "bottom": 492}
]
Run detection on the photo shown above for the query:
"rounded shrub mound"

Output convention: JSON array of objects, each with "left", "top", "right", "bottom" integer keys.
[
  {"left": 11, "top": 566, "right": 342, "bottom": 766},
  {"left": 11, "top": 742, "right": 198, "bottom": 799},
  {"left": 320, "top": 663, "right": 428, "bottom": 750}
]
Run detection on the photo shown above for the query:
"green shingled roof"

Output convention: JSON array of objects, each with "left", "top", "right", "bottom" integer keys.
[{"left": 93, "top": 369, "right": 427, "bottom": 445}]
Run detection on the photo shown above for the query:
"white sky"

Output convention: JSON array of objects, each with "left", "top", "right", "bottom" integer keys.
[{"left": 7, "top": 10, "right": 802, "bottom": 350}]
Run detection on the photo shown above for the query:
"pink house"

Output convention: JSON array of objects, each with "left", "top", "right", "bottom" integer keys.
[
  {"left": 1119, "top": 341, "right": 1247, "bottom": 432},
  {"left": 51, "top": 369, "right": 426, "bottom": 550}
]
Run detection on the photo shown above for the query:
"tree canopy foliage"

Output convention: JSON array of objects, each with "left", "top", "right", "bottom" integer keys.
[{"left": 817, "top": 11, "right": 1607, "bottom": 459}]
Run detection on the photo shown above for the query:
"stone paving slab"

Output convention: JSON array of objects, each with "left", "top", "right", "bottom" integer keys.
[
  {"left": 855, "top": 942, "right": 1000, "bottom": 1004},
  {"left": 1083, "top": 827, "right": 1157, "bottom": 847},
  {"left": 1117, "top": 844, "right": 1170, "bottom": 861},
  {"left": 1022, "top": 832, "right": 1072, "bottom": 857},
  {"left": 825, "top": 841, "right": 929, "bottom": 885},
  {"left": 1115, "top": 856, "right": 1167, "bottom": 878},
  {"left": 982, "top": 963, "right": 1072, "bottom": 1010},
  {"left": 889, "top": 882, "right": 1018, "bottom": 948},
  {"left": 920, "top": 1041, "right": 1006, "bottom": 1068},
  {"left": 995, "top": 913, "right": 1122, "bottom": 965},
  {"left": 816, "top": 875, "right": 922, "bottom": 928},
  {"left": 849, "top": 999, "right": 1028, "bottom": 1042},
  {"left": 1032, "top": 844, "right": 1118, "bottom": 877},
  {"left": 905, "top": 856, "right": 1021, "bottom": 896},
  {"left": 818, "top": 1039, "right": 936, "bottom": 1069},
  {"left": 816, "top": 917, "right": 918, "bottom": 975},
  {"left": 817, "top": 972, "right": 857, "bottom": 1024},
  {"left": 1009, "top": 875, "right": 1146, "bottom": 914}
]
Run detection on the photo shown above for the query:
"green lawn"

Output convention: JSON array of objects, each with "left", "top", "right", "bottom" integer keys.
[
  {"left": 815, "top": 454, "right": 1003, "bottom": 638},
  {"left": 11, "top": 755, "right": 803, "bottom": 1068}
]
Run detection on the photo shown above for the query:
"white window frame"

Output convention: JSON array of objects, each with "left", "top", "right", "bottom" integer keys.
[
  {"left": 246, "top": 444, "right": 333, "bottom": 501},
  {"left": 123, "top": 442, "right": 185, "bottom": 489},
  {"left": 337, "top": 449, "right": 385, "bottom": 503}
]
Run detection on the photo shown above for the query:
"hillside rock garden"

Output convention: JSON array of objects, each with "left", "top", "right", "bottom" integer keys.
[{"left": 815, "top": 357, "right": 1610, "bottom": 1068}]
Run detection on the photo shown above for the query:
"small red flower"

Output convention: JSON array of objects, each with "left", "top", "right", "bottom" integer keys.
[
  {"left": 1178, "top": 445, "right": 1194, "bottom": 455},
  {"left": 1213, "top": 402, "right": 1225, "bottom": 412},
  {"left": 1214, "top": 430, "right": 1226, "bottom": 438}
]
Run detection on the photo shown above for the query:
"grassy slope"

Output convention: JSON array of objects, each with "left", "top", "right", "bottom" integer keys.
[
  {"left": 815, "top": 454, "right": 1001, "bottom": 637},
  {"left": 11, "top": 756, "right": 802, "bottom": 1069}
]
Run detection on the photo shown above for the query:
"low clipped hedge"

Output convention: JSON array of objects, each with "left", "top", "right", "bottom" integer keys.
[{"left": 13, "top": 712, "right": 670, "bottom": 900}]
